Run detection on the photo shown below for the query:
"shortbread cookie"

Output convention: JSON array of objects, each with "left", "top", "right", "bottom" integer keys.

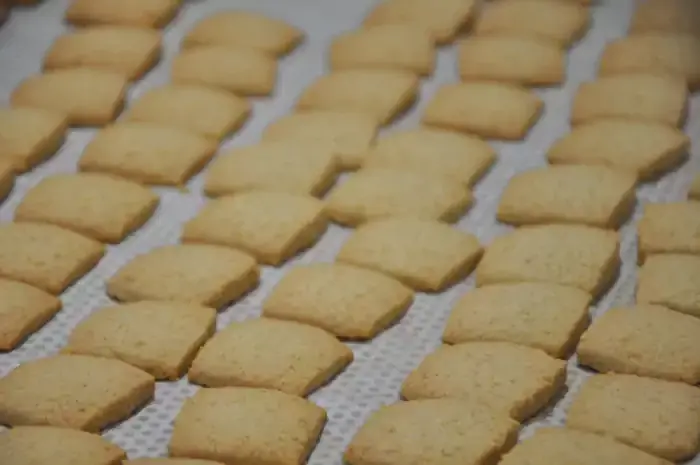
[
  {"left": 0, "top": 279, "right": 62, "bottom": 351},
  {"left": 401, "top": 342, "right": 566, "bottom": 421},
  {"left": 629, "top": 0, "right": 700, "bottom": 36},
  {"left": 15, "top": 173, "right": 159, "bottom": 243},
  {"left": 0, "top": 107, "right": 67, "bottom": 172},
  {"left": 63, "top": 301, "right": 216, "bottom": 380},
  {"left": 107, "top": 244, "right": 258, "bottom": 308},
  {"left": 263, "top": 263, "right": 414, "bottom": 340},
  {"left": 0, "top": 426, "right": 127, "bottom": 465},
  {"left": 0, "top": 222, "right": 105, "bottom": 294},
  {"left": 690, "top": 174, "right": 700, "bottom": 200},
  {"left": 567, "top": 374, "right": 700, "bottom": 461},
  {"left": 499, "top": 427, "right": 673, "bottom": 465},
  {"left": 458, "top": 36, "right": 565, "bottom": 86},
  {"left": 497, "top": 165, "right": 637, "bottom": 228},
  {"left": 189, "top": 318, "right": 353, "bottom": 396},
  {"left": 476, "top": 225, "right": 619, "bottom": 298},
  {"left": 127, "top": 461, "right": 225, "bottom": 465},
  {"left": 65, "top": 0, "right": 181, "bottom": 28},
  {"left": 262, "top": 111, "right": 378, "bottom": 170},
  {"left": 44, "top": 26, "right": 162, "bottom": 81},
  {"left": 0, "top": 354, "right": 155, "bottom": 431},
  {"left": 182, "top": 191, "right": 327, "bottom": 266},
  {"left": 169, "top": 387, "right": 326, "bottom": 464},
  {"left": 637, "top": 254, "right": 700, "bottom": 318},
  {"left": 79, "top": 121, "right": 216, "bottom": 186},
  {"left": 325, "top": 169, "right": 472, "bottom": 226},
  {"left": 330, "top": 24, "right": 435, "bottom": 76},
  {"left": 637, "top": 202, "right": 700, "bottom": 261},
  {"left": 204, "top": 142, "right": 337, "bottom": 197},
  {"left": 337, "top": 218, "right": 482, "bottom": 292},
  {"left": 547, "top": 119, "right": 690, "bottom": 181},
  {"left": 363, "top": 127, "right": 496, "bottom": 187},
  {"left": 11, "top": 69, "right": 128, "bottom": 126},
  {"left": 443, "top": 282, "right": 591, "bottom": 358},
  {"left": 296, "top": 70, "right": 419, "bottom": 125},
  {"left": 422, "top": 82, "right": 543, "bottom": 140},
  {"left": 345, "top": 399, "right": 519, "bottom": 465},
  {"left": 0, "top": 158, "right": 14, "bottom": 203},
  {"left": 182, "top": 11, "right": 304, "bottom": 56}
]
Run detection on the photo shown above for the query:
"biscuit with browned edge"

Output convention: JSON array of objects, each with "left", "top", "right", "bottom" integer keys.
[
  {"left": 629, "top": 0, "right": 700, "bottom": 37},
  {"left": 637, "top": 254, "right": 700, "bottom": 318},
  {"left": 0, "top": 107, "right": 67, "bottom": 172},
  {"left": 65, "top": 0, "right": 180, "bottom": 29},
  {"left": 0, "top": 158, "right": 14, "bottom": 204},
  {"left": 690, "top": 174, "right": 700, "bottom": 200},
  {"left": 0, "top": 279, "right": 61, "bottom": 351}
]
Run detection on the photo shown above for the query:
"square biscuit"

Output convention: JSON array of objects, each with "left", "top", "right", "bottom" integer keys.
[
  {"left": 400, "top": 342, "right": 566, "bottom": 421},
  {"left": 127, "top": 461, "right": 225, "bottom": 465},
  {"left": 11, "top": 69, "right": 128, "bottom": 126},
  {"left": 124, "top": 84, "right": 251, "bottom": 140},
  {"left": 172, "top": 46, "right": 277, "bottom": 97},
  {"left": 189, "top": 318, "right": 353, "bottom": 396},
  {"left": 629, "top": 0, "right": 700, "bottom": 36},
  {"left": 325, "top": 169, "right": 472, "bottom": 226},
  {"left": 79, "top": 121, "right": 217, "bottom": 186},
  {"left": 0, "top": 279, "right": 62, "bottom": 351},
  {"left": 637, "top": 202, "right": 700, "bottom": 261},
  {"left": 443, "top": 282, "right": 591, "bottom": 358},
  {"left": 344, "top": 399, "right": 519, "bottom": 465},
  {"left": 362, "top": 127, "right": 496, "bottom": 187},
  {"left": 577, "top": 305, "right": 700, "bottom": 384},
  {"left": 497, "top": 165, "right": 637, "bottom": 229},
  {"left": 65, "top": 0, "right": 181, "bottom": 29},
  {"left": 203, "top": 141, "right": 338, "bottom": 198},
  {"left": 106, "top": 244, "right": 259, "bottom": 309},
  {"left": 296, "top": 70, "right": 419, "bottom": 125},
  {"left": 63, "top": 301, "right": 216, "bottom": 380},
  {"left": 15, "top": 173, "right": 159, "bottom": 244},
  {"left": 0, "top": 107, "right": 67, "bottom": 172},
  {"left": 690, "top": 174, "right": 700, "bottom": 200},
  {"left": 263, "top": 263, "right": 414, "bottom": 340},
  {"left": 637, "top": 254, "right": 700, "bottom": 318},
  {"left": 422, "top": 82, "right": 543, "bottom": 140},
  {"left": 476, "top": 224, "right": 620, "bottom": 298},
  {"left": 566, "top": 374, "right": 700, "bottom": 462},
  {"left": 43, "top": 26, "right": 162, "bottom": 81},
  {"left": 0, "top": 354, "right": 155, "bottom": 432},
  {"left": 0, "top": 158, "right": 14, "bottom": 204},
  {"left": 546, "top": 119, "right": 690, "bottom": 181},
  {"left": 0, "top": 222, "right": 105, "bottom": 294},
  {"left": 169, "top": 387, "right": 326, "bottom": 465},
  {"left": 182, "top": 191, "right": 328, "bottom": 266},
  {"left": 262, "top": 111, "right": 378, "bottom": 170},
  {"left": 336, "top": 218, "right": 482, "bottom": 292}
]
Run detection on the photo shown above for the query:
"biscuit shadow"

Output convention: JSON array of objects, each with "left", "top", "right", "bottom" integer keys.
[{"left": 523, "top": 383, "right": 570, "bottom": 429}]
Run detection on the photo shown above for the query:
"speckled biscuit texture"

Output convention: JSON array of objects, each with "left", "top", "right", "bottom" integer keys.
[
  {"left": 636, "top": 254, "right": 700, "bottom": 318},
  {"left": 0, "top": 279, "right": 62, "bottom": 351}
]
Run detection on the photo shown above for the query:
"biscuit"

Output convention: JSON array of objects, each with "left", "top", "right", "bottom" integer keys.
[
  {"left": 637, "top": 254, "right": 700, "bottom": 318},
  {"left": 296, "top": 70, "right": 419, "bottom": 125},
  {"left": 172, "top": 46, "right": 277, "bottom": 96},
  {"left": 11, "top": 69, "right": 128, "bottom": 126},
  {"left": 422, "top": 82, "right": 543, "bottom": 140},
  {"left": 0, "top": 158, "right": 14, "bottom": 203},
  {"left": 401, "top": 342, "right": 566, "bottom": 421},
  {"left": 0, "top": 222, "right": 105, "bottom": 294},
  {"left": 458, "top": 36, "right": 565, "bottom": 86},
  {"left": 262, "top": 263, "right": 414, "bottom": 340},
  {"left": 0, "top": 106, "right": 67, "bottom": 172},
  {"left": 330, "top": 24, "right": 435, "bottom": 76},
  {"left": 43, "top": 26, "right": 162, "bottom": 81},
  {"left": 499, "top": 427, "right": 673, "bottom": 465},
  {"left": 546, "top": 119, "right": 690, "bottom": 181},
  {"left": 126, "top": 461, "right": 225, "bottom": 465},
  {"left": 362, "top": 127, "right": 496, "bottom": 187},
  {"left": 169, "top": 387, "right": 326, "bottom": 464},
  {"left": 15, "top": 173, "right": 159, "bottom": 244},
  {"left": 262, "top": 111, "right": 378, "bottom": 170},
  {"left": 336, "top": 218, "right": 482, "bottom": 292},
  {"left": 65, "top": 0, "right": 181, "bottom": 29},
  {"left": 637, "top": 202, "right": 700, "bottom": 262},
  {"left": 203, "top": 141, "right": 338, "bottom": 198},
  {"left": 79, "top": 121, "right": 217, "bottom": 186},
  {"left": 566, "top": 374, "right": 700, "bottom": 461},
  {"left": 106, "top": 244, "right": 258, "bottom": 309},
  {"left": 344, "top": 399, "right": 519, "bottom": 465},
  {"left": 497, "top": 165, "right": 637, "bottom": 228},
  {"left": 476, "top": 224, "right": 619, "bottom": 298},
  {"left": 443, "top": 282, "right": 591, "bottom": 358},
  {"left": 189, "top": 318, "right": 353, "bottom": 396},
  {"left": 690, "top": 174, "right": 700, "bottom": 200},
  {"left": 0, "top": 279, "right": 61, "bottom": 351},
  {"left": 182, "top": 11, "right": 304, "bottom": 56},
  {"left": 0, "top": 426, "right": 127, "bottom": 465},
  {"left": 629, "top": 0, "right": 700, "bottom": 36},
  {"left": 63, "top": 301, "right": 216, "bottom": 380},
  {"left": 0, "top": 354, "right": 155, "bottom": 431},
  {"left": 571, "top": 74, "right": 688, "bottom": 127}
]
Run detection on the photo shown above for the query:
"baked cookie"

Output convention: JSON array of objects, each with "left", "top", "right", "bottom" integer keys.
[
  {"left": 65, "top": 0, "right": 181, "bottom": 28},
  {"left": 637, "top": 254, "right": 700, "bottom": 318},
  {"left": 126, "top": 461, "right": 225, "bottom": 465},
  {"left": 0, "top": 158, "right": 14, "bottom": 204},
  {"left": 629, "top": 0, "right": 700, "bottom": 36},
  {"left": 637, "top": 202, "right": 700, "bottom": 262},
  {"left": 0, "top": 279, "right": 61, "bottom": 351},
  {"left": 690, "top": 174, "right": 700, "bottom": 200},
  {"left": 0, "top": 106, "right": 67, "bottom": 172}
]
